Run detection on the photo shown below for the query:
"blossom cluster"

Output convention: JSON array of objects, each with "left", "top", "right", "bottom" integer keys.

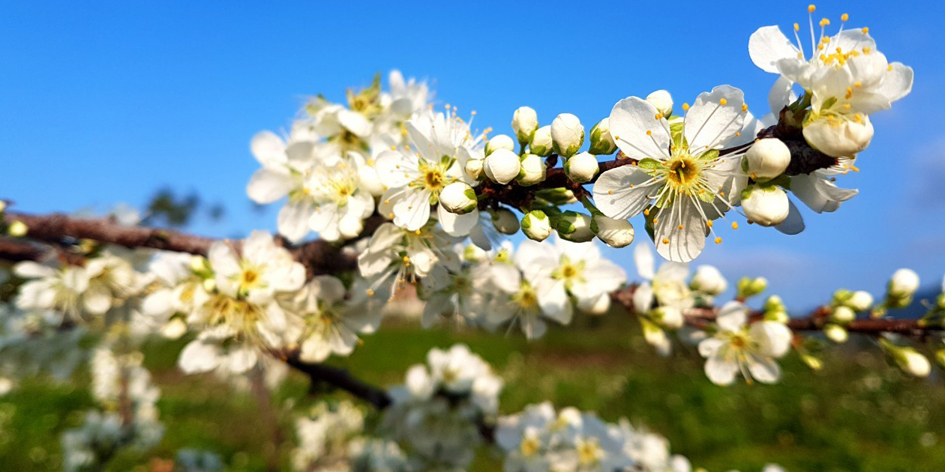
[
  {"left": 62, "top": 342, "right": 164, "bottom": 472},
  {"left": 382, "top": 344, "right": 502, "bottom": 469}
]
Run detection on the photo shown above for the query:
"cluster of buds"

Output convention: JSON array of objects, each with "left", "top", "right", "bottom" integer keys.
[{"left": 466, "top": 106, "right": 633, "bottom": 249}]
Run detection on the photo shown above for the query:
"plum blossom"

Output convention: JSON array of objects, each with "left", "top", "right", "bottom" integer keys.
[{"left": 593, "top": 86, "right": 749, "bottom": 262}]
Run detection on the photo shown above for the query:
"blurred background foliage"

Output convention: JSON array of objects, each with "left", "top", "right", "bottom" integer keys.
[{"left": 2, "top": 311, "right": 944, "bottom": 472}]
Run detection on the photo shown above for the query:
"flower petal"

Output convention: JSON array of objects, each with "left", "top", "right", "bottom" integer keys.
[
  {"left": 608, "top": 97, "right": 671, "bottom": 161},
  {"left": 685, "top": 85, "right": 746, "bottom": 151},
  {"left": 593, "top": 165, "right": 661, "bottom": 219},
  {"left": 748, "top": 25, "right": 800, "bottom": 73}
]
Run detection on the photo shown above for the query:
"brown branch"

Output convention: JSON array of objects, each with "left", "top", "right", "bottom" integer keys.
[
  {"left": 610, "top": 285, "right": 943, "bottom": 336},
  {"left": 1, "top": 211, "right": 358, "bottom": 276},
  {"left": 276, "top": 351, "right": 392, "bottom": 409},
  {"left": 0, "top": 238, "right": 44, "bottom": 262}
]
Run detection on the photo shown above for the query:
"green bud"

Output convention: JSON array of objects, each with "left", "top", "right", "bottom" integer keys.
[
  {"left": 823, "top": 323, "right": 848, "bottom": 343},
  {"left": 736, "top": 276, "right": 767, "bottom": 300},
  {"left": 800, "top": 353, "right": 824, "bottom": 371},
  {"left": 521, "top": 210, "right": 552, "bottom": 242},
  {"left": 7, "top": 221, "right": 28, "bottom": 237},
  {"left": 588, "top": 118, "right": 617, "bottom": 155},
  {"left": 556, "top": 211, "right": 594, "bottom": 242},
  {"left": 535, "top": 188, "right": 577, "bottom": 205}
]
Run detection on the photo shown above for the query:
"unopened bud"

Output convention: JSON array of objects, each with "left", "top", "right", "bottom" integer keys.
[
  {"left": 823, "top": 323, "right": 849, "bottom": 343},
  {"left": 899, "top": 348, "right": 932, "bottom": 377},
  {"left": 440, "top": 182, "right": 478, "bottom": 215},
  {"left": 521, "top": 210, "right": 553, "bottom": 242},
  {"left": 486, "top": 134, "right": 516, "bottom": 156},
  {"left": 465, "top": 158, "right": 484, "bottom": 180},
  {"left": 535, "top": 188, "right": 576, "bottom": 205},
  {"left": 530, "top": 126, "right": 554, "bottom": 157},
  {"left": 936, "top": 349, "right": 945, "bottom": 369},
  {"left": 741, "top": 184, "right": 789, "bottom": 226},
  {"left": 801, "top": 353, "right": 824, "bottom": 370},
  {"left": 745, "top": 138, "right": 791, "bottom": 182},
  {"left": 846, "top": 291, "right": 874, "bottom": 312},
  {"left": 591, "top": 215, "right": 634, "bottom": 248},
  {"left": 588, "top": 118, "right": 617, "bottom": 155},
  {"left": 517, "top": 153, "right": 546, "bottom": 186},
  {"left": 654, "top": 306, "right": 683, "bottom": 329},
  {"left": 7, "top": 221, "right": 27, "bottom": 237},
  {"left": 578, "top": 292, "right": 611, "bottom": 315},
  {"left": 0, "top": 201, "right": 6, "bottom": 213},
  {"left": 563, "top": 152, "right": 599, "bottom": 183},
  {"left": 491, "top": 208, "right": 520, "bottom": 235},
  {"left": 888, "top": 268, "right": 920, "bottom": 299},
  {"left": 551, "top": 113, "right": 584, "bottom": 158},
  {"left": 690, "top": 265, "right": 728, "bottom": 296},
  {"left": 556, "top": 211, "right": 594, "bottom": 242},
  {"left": 484, "top": 149, "right": 522, "bottom": 185},
  {"left": 646, "top": 90, "right": 674, "bottom": 117},
  {"left": 764, "top": 295, "right": 786, "bottom": 314},
  {"left": 161, "top": 318, "right": 188, "bottom": 339},
  {"left": 830, "top": 305, "right": 856, "bottom": 324},
  {"left": 512, "top": 106, "right": 539, "bottom": 144},
  {"left": 736, "top": 276, "right": 768, "bottom": 299},
  {"left": 803, "top": 113, "right": 874, "bottom": 158}
]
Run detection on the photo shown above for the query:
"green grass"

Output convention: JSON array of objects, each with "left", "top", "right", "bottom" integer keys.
[{"left": 2, "top": 313, "right": 944, "bottom": 472}]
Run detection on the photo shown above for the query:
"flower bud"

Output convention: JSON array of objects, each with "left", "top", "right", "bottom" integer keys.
[
  {"left": 736, "top": 276, "right": 768, "bottom": 299},
  {"left": 888, "top": 268, "right": 920, "bottom": 299},
  {"left": 745, "top": 138, "right": 791, "bottom": 181},
  {"left": 803, "top": 113, "right": 874, "bottom": 157},
  {"left": 512, "top": 106, "right": 539, "bottom": 144},
  {"left": 521, "top": 210, "right": 552, "bottom": 241},
  {"left": 591, "top": 215, "right": 634, "bottom": 248},
  {"left": 161, "top": 318, "right": 188, "bottom": 339},
  {"left": 563, "top": 152, "right": 599, "bottom": 183},
  {"left": 516, "top": 153, "right": 546, "bottom": 186},
  {"left": 899, "top": 348, "right": 932, "bottom": 377},
  {"left": 936, "top": 349, "right": 945, "bottom": 369},
  {"left": 556, "top": 211, "right": 594, "bottom": 242},
  {"left": 578, "top": 292, "right": 611, "bottom": 315},
  {"left": 464, "top": 158, "right": 484, "bottom": 180},
  {"left": 830, "top": 305, "right": 856, "bottom": 324},
  {"left": 535, "top": 188, "right": 576, "bottom": 205},
  {"left": 690, "top": 265, "right": 728, "bottom": 296},
  {"left": 764, "top": 295, "right": 786, "bottom": 314},
  {"left": 801, "top": 353, "right": 824, "bottom": 370},
  {"left": 654, "top": 306, "right": 683, "bottom": 329},
  {"left": 0, "top": 201, "right": 6, "bottom": 213},
  {"left": 529, "top": 126, "right": 554, "bottom": 157},
  {"left": 823, "top": 323, "right": 849, "bottom": 343},
  {"left": 588, "top": 118, "right": 617, "bottom": 155},
  {"left": 551, "top": 113, "right": 584, "bottom": 158},
  {"left": 439, "top": 182, "right": 478, "bottom": 215},
  {"left": 491, "top": 208, "right": 520, "bottom": 235},
  {"left": 846, "top": 290, "right": 874, "bottom": 312},
  {"left": 484, "top": 149, "right": 522, "bottom": 185},
  {"left": 741, "top": 184, "right": 789, "bottom": 227},
  {"left": 7, "top": 221, "right": 27, "bottom": 237},
  {"left": 485, "top": 134, "right": 516, "bottom": 156},
  {"left": 645, "top": 90, "right": 674, "bottom": 117}
]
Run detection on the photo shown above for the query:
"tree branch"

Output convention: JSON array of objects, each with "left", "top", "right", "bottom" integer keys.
[
  {"left": 1, "top": 211, "right": 357, "bottom": 276},
  {"left": 610, "top": 286, "right": 943, "bottom": 336},
  {"left": 276, "top": 351, "right": 392, "bottom": 409}
]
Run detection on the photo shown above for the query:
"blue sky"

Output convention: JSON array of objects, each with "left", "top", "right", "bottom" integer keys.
[{"left": 2, "top": 1, "right": 944, "bottom": 308}]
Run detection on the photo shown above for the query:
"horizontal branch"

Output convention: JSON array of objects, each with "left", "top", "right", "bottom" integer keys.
[
  {"left": 276, "top": 351, "right": 392, "bottom": 409},
  {"left": 1, "top": 211, "right": 357, "bottom": 276},
  {"left": 611, "top": 286, "right": 943, "bottom": 336}
]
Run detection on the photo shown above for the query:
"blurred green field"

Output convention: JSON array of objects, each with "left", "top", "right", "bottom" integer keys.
[{"left": 2, "top": 312, "right": 944, "bottom": 472}]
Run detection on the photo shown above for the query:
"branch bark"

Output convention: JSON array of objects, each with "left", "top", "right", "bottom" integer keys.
[{"left": 1, "top": 211, "right": 357, "bottom": 276}]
